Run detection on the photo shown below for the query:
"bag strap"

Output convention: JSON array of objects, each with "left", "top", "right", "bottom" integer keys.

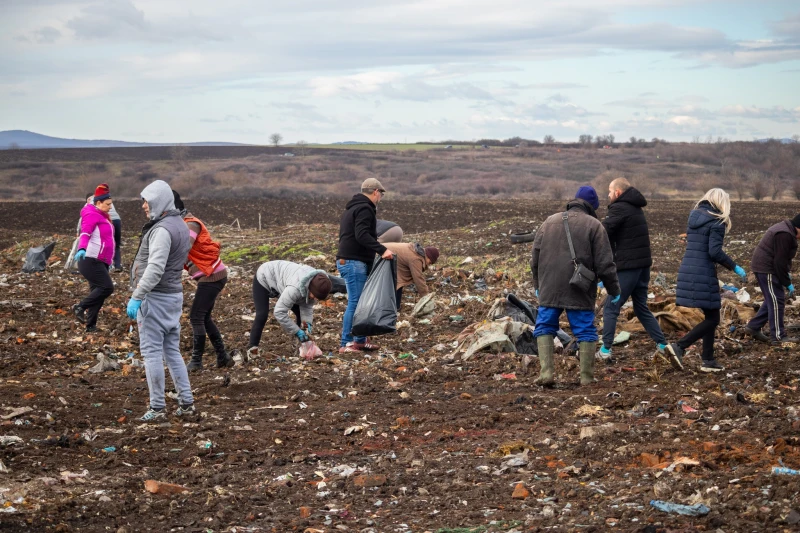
[{"left": 561, "top": 212, "right": 577, "bottom": 263}]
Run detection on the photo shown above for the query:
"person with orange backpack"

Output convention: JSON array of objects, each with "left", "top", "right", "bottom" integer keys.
[{"left": 172, "top": 191, "right": 233, "bottom": 371}]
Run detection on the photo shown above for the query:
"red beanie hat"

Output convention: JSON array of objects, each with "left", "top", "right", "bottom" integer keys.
[
  {"left": 94, "top": 183, "right": 111, "bottom": 202},
  {"left": 424, "top": 246, "right": 439, "bottom": 264}
]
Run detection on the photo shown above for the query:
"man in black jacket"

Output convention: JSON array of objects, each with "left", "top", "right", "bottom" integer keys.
[
  {"left": 336, "top": 178, "right": 395, "bottom": 354},
  {"left": 744, "top": 215, "right": 800, "bottom": 345},
  {"left": 599, "top": 178, "right": 673, "bottom": 364}
]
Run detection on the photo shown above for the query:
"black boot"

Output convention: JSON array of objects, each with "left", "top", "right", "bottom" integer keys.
[
  {"left": 186, "top": 335, "right": 205, "bottom": 372},
  {"left": 209, "top": 331, "right": 233, "bottom": 368}
]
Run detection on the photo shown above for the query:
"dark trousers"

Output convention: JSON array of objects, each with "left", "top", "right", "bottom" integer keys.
[
  {"left": 249, "top": 275, "right": 301, "bottom": 348},
  {"left": 677, "top": 308, "right": 720, "bottom": 361},
  {"left": 112, "top": 219, "right": 122, "bottom": 269},
  {"left": 747, "top": 273, "right": 786, "bottom": 341},
  {"left": 602, "top": 268, "right": 667, "bottom": 349},
  {"left": 78, "top": 257, "right": 114, "bottom": 328},
  {"left": 395, "top": 287, "right": 404, "bottom": 310},
  {"left": 189, "top": 278, "right": 226, "bottom": 338}
]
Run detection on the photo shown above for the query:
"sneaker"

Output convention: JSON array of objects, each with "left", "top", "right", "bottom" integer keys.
[
  {"left": 73, "top": 304, "right": 86, "bottom": 324},
  {"left": 700, "top": 359, "right": 725, "bottom": 372},
  {"left": 246, "top": 346, "right": 261, "bottom": 360},
  {"left": 771, "top": 336, "right": 800, "bottom": 346},
  {"left": 139, "top": 407, "right": 167, "bottom": 422},
  {"left": 339, "top": 344, "right": 363, "bottom": 354},
  {"left": 175, "top": 403, "right": 196, "bottom": 417},
  {"left": 667, "top": 343, "right": 684, "bottom": 371},
  {"left": 352, "top": 339, "right": 380, "bottom": 351},
  {"left": 595, "top": 346, "right": 614, "bottom": 363},
  {"left": 743, "top": 327, "right": 770, "bottom": 343},
  {"left": 85, "top": 326, "right": 98, "bottom": 334}
]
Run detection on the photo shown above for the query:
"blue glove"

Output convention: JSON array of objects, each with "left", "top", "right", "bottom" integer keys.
[
  {"left": 610, "top": 294, "right": 621, "bottom": 304},
  {"left": 535, "top": 289, "right": 539, "bottom": 298},
  {"left": 734, "top": 265, "right": 746, "bottom": 279},
  {"left": 306, "top": 324, "right": 313, "bottom": 336},
  {"left": 126, "top": 299, "right": 142, "bottom": 320},
  {"left": 295, "top": 330, "right": 309, "bottom": 342},
  {"left": 75, "top": 249, "right": 86, "bottom": 262},
  {"left": 597, "top": 281, "right": 604, "bottom": 289},
  {"left": 788, "top": 284, "right": 795, "bottom": 295}
]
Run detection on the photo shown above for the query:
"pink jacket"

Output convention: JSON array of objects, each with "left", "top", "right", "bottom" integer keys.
[{"left": 78, "top": 204, "right": 115, "bottom": 265}]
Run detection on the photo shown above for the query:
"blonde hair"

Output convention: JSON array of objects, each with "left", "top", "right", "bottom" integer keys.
[{"left": 696, "top": 188, "right": 732, "bottom": 232}]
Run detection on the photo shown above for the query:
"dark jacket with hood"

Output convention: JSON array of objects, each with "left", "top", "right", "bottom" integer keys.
[
  {"left": 751, "top": 220, "right": 797, "bottom": 287},
  {"left": 602, "top": 187, "right": 653, "bottom": 271},
  {"left": 531, "top": 199, "right": 620, "bottom": 310},
  {"left": 337, "top": 194, "right": 387, "bottom": 264},
  {"left": 675, "top": 201, "right": 736, "bottom": 309}
]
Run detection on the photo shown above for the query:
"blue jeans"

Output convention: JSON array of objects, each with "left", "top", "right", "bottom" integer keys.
[
  {"left": 602, "top": 268, "right": 667, "bottom": 349},
  {"left": 534, "top": 306, "right": 598, "bottom": 342},
  {"left": 338, "top": 259, "right": 368, "bottom": 346}
]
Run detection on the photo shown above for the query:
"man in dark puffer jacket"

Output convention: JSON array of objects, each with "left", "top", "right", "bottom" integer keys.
[{"left": 598, "top": 178, "right": 671, "bottom": 363}]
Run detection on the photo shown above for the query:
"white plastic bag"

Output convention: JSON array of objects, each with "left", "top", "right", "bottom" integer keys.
[{"left": 299, "top": 341, "right": 322, "bottom": 361}]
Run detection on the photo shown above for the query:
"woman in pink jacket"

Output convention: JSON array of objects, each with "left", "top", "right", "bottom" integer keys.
[{"left": 73, "top": 184, "right": 116, "bottom": 332}]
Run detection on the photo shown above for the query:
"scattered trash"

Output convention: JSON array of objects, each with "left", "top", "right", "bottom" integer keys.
[
  {"left": 0, "top": 436, "right": 22, "bottom": 447},
  {"left": 1, "top": 407, "right": 33, "bottom": 420},
  {"left": 461, "top": 257, "right": 473, "bottom": 265},
  {"left": 22, "top": 242, "right": 56, "bottom": 273},
  {"left": 612, "top": 331, "right": 631, "bottom": 345},
  {"left": 772, "top": 466, "right": 800, "bottom": 476},
  {"left": 649, "top": 500, "right": 710, "bottom": 516},
  {"left": 144, "top": 479, "right": 190, "bottom": 495},
  {"left": 299, "top": 340, "right": 323, "bottom": 360},
  {"left": 411, "top": 293, "right": 436, "bottom": 318},
  {"left": 736, "top": 288, "right": 751, "bottom": 303},
  {"left": 448, "top": 315, "right": 464, "bottom": 322},
  {"left": 89, "top": 353, "right": 120, "bottom": 374},
  {"left": 474, "top": 278, "right": 488, "bottom": 292},
  {"left": 447, "top": 317, "right": 524, "bottom": 361},
  {"left": 102, "top": 446, "right": 116, "bottom": 453}
]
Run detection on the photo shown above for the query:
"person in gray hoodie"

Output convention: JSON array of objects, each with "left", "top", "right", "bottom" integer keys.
[
  {"left": 247, "top": 260, "right": 332, "bottom": 358},
  {"left": 126, "top": 180, "right": 193, "bottom": 422}
]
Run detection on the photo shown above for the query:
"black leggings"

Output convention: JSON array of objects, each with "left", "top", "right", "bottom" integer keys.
[
  {"left": 677, "top": 308, "right": 720, "bottom": 361},
  {"left": 78, "top": 257, "right": 114, "bottom": 328},
  {"left": 189, "top": 278, "right": 226, "bottom": 338},
  {"left": 249, "top": 275, "right": 301, "bottom": 348}
]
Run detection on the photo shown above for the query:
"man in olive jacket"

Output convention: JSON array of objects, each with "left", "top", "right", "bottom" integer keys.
[{"left": 531, "top": 186, "right": 620, "bottom": 386}]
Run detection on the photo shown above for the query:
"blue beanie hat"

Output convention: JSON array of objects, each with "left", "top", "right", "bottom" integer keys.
[{"left": 575, "top": 186, "right": 599, "bottom": 210}]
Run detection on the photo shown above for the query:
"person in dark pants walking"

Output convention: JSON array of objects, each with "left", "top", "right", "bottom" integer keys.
[
  {"left": 73, "top": 184, "right": 116, "bottom": 333},
  {"left": 744, "top": 215, "right": 800, "bottom": 345},
  {"left": 110, "top": 202, "right": 123, "bottom": 271},
  {"left": 172, "top": 191, "right": 233, "bottom": 371},
  {"left": 598, "top": 178, "right": 674, "bottom": 365},
  {"left": 671, "top": 188, "right": 747, "bottom": 373},
  {"left": 247, "top": 260, "right": 332, "bottom": 359}
]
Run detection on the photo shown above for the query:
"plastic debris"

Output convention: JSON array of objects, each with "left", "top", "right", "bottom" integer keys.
[
  {"left": 772, "top": 466, "right": 800, "bottom": 476},
  {"left": 102, "top": 446, "right": 116, "bottom": 453},
  {"left": 411, "top": 293, "right": 436, "bottom": 318},
  {"left": 299, "top": 341, "right": 323, "bottom": 361},
  {"left": 649, "top": 500, "right": 710, "bottom": 516},
  {"left": 0, "top": 436, "right": 23, "bottom": 446},
  {"left": 612, "top": 331, "right": 631, "bottom": 345},
  {"left": 736, "top": 288, "right": 751, "bottom": 303},
  {"left": 89, "top": 353, "right": 120, "bottom": 373}
]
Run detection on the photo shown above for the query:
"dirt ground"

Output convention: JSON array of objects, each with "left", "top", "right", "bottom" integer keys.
[{"left": 0, "top": 199, "right": 799, "bottom": 532}]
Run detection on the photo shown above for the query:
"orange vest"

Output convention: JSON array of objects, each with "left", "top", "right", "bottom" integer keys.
[{"left": 184, "top": 216, "right": 222, "bottom": 276}]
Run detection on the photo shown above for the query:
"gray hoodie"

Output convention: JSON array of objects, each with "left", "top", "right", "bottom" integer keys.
[
  {"left": 130, "top": 180, "right": 191, "bottom": 300},
  {"left": 256, "top": 260, "right": 326, "bottom": 335}
]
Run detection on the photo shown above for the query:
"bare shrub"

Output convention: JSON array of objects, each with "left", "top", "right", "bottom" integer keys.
[
  {"left": 169, "top": 145, "right": 190, "bottom": 168},
  {"left": 770, "top": 174, "right": 784, "bottom": 200},
  {"left": 549, "top": 180, "right": 567, "bottom": 200},
  {"left": 748, "top": 170, "right": 768, "bottom": 200},
  {"left": 793, "top": 179, "right": 800, "bottom": 201}
]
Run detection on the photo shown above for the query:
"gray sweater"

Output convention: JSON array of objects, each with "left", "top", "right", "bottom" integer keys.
[{"left": 256, "top": 260, "right": 326, "bottom": 335}]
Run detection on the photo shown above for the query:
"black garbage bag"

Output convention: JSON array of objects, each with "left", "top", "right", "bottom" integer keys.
[
  {"left": 351, "top": 257, "right": 397, "bottom": 337},
  {"left": 22, "top": 242, "right": 56, "bottom": 273},
  {"left": 327, "top": 274, "right": 347, "bottom": 294}
]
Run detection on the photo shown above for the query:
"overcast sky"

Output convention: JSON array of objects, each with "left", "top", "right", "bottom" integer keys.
[{"left": 2, "top": 0, "right": 799, "bottom": 144}]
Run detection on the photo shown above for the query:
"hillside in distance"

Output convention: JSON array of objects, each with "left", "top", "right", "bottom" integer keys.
[{"left": 0, "top": 130, "right": 247, "bottom": 149}]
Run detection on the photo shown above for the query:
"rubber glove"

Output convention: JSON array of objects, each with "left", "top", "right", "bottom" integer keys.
[
  {"left": 788, "top": 284, "right": 795, "bottom": 296},
  {"left": 306, "top": 324, "right": 313, "bottom": 336},
  {"left": 535, "top": 289, "right": 539, "bottom": 298},
  {"left": 74, "top": 249, "right": 86, "bottom": 262},
  {"left": 295, "top": 330, "right": 309, "bottom": 342},
  {"left": 610, "top": 294, "right": 621, "bottom": 304},
  {"left": 126, "top": 299, "right": 142, "bottom": 320},
  {"left": 734, "top": 265, "right": 746, "bottom": 279},
  {"left": 597, "top": 281, "right": 604, "bottom": 289}
]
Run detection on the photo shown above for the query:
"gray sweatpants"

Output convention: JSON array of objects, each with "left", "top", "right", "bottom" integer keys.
[{"left": 137, "top": 291, "right": 193, "bottom": 409}]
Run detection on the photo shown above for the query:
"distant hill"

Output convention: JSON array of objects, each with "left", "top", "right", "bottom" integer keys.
[
  {"left": 0, "top": 130, "right": 248, "bottom": 149},
  {"left": 756, "top": 138, "right": 797, "bottom": 144}
]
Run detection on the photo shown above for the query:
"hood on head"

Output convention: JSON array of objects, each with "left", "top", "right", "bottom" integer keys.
[
  {"left": 687, "top": 202, "right": 719, "bottom": 229},
  {"left": 616, "top": 187, "right": 647, "bottom": 208},
  {"left": 140, "top": 180, "right": 176, "bottom": 221}
]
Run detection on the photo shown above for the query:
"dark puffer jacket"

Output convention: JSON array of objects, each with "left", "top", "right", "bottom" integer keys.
[
  {"left": 531, "top": 199, "right": 620, "bottom": 311},
  {"left": 676, "top": 201, "right": 736, "bottom": 310},
  {"left": 336, "top": 194, "right": 387, "bottom": 265},
  {"left": 602, "top": 187, "right": 652, "bottom": 271}
]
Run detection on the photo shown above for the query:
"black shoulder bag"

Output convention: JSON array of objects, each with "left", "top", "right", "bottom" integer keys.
[{"left": 562, "top": 212, "right": 596, "bottom": 292}]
